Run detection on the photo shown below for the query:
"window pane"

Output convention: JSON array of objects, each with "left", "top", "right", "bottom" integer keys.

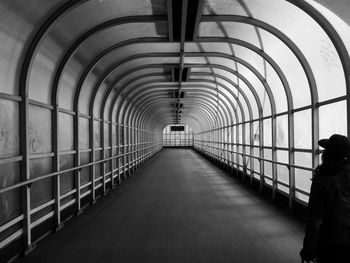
[
  {"left": 295, "top": 152, "right": 313, "bottom": 193},
  {"left": 276, "top": 115, "right": 288, "bottom": 148},
  {"left": 319, "top": 100, "right": 347, "bottom": 140},
  {"left": 294, "top": 110, "right": 312, "bottom": 149},
  {"left": 277, "top": 150, "right": 289, "bottom": 185},
  {"left": 263, "top": 118, "right": 272, "bottom": 147}
]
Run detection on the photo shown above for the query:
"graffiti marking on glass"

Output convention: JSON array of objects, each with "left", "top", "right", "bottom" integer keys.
[
  {"left": 28, "top": 120, "right": 44, "bottom": 153},
  {"left": 320, "top": 40, "right": 340, "bottom": 71},
  {"left": 0, "top": 121, "right": 13, "bottom": 149},
  {"left": 0, "top": 100, "right": 19, "bottom": 158}
]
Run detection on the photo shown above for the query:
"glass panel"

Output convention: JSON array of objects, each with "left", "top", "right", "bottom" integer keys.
[
  {"left": 0, "top": 1, "right": 64, "bottom": 95},
  {"left": 100, "top": 43, "right": 179, "bottom": 70},
  {"left": 295, "top": 168, "right": 312, "bottom": 194},
  {"left": 233, "top": 45, "right": 265, "bottom": 77},
  {"left": 193, "top": 67, "right": 260, "bottom": 119},
  {"left": 79, "top": 73, "right": 98, "bottom": 115},
  {"left": 199, "top": 22, "right": 262, "bottom": 47},
  {"left": 29, "top": 105, "right": 52, "bottom": 154},
  {"left": 30, "top": 157, "right": 53, "bottom": 208},
  {"left": 59, "top": 154, "right": 74, "bottom": 194},
  {"left": 245, "top": 0, "right": 346, "bottom": 102},
  {"left": 253, "top": 147, "right": 260, "bottom": 175},
  {"left": 294, "top": 110, "right": 312, "bottom": 149},
  {"left": 105, "top": 151, "right": 111, "bottom": 173},
  {"left": 264, "top": 149, "right": 272, "bottom": 178},
  {"left": 264, "top": 177, "right": 273, "bottom": 186},
  {"left": 79, "top": 117, "right": 90, "bottom": 150},
  {"left": 94, "top": 150, "right": 101, "bottom": 180},
  {"left": 252, "top": 121, "right": 259, "bottom": 145},
  {"left": 203, "top": 0, "right": 247, "bottom": 15},
  {"left": 295, "top": 152, "right": 312, "bottom": 169},
  {"left": 238, "top": 125, "right": 243, "bottom": 143},
  {"left": 80, "top": 152, "right": 90, "bottom": 184},
  {"left": 112, "top": 124, "right": 117, "bottom": 146},
  {"left": 162, "top": 124, "right": 193, "bottom": 147},
  {"left": 58, "top": 60, "right": 84, "bottom": 110},
  {"left": 71, "top": 23, "right": 169, "bottom": 69},
  {"left": 319, "top": 100, "right": 347, "bottom": 140},
  {"left": 265, "top": 63, "right": 288, "bottom": 113},
  {"left": 0, "top": 99, "right": 20, "bottom": 158},
  {"left": 185, "top": 42, "right": 238, "bottom": 71},
  {"left": 263, "top": 118, "right": 272, "bottom": 146},
  {"left": 28, "top": 49, "right": 58, "bottom": 104},
  {"left": 236, "top": 64, "right": 271, "bottom": 116},
  {"left": 245, "top": 123, "right": 250, "bottom": 145},
  {"left": 277, "top": 150, "right": 289, "bottom": 185},
  {"left": 295, "top": 192, "right": 309, "bottom": 203},
  {"left": 59, "top": 0, "right": 167, "bottom": 37},
  {"left": 36, "top": 19, "right": 167, "bottom": 105},
  {"left": 306, "top": 0, "right": 350, "bottom": 56},
  {"left": 94, "top": 121, "right": 101, "bottom": 148},
  {"left": 189, "top": 75, "right": 250, "bottom": 120},
  {"left": 276, "top": 115, "right": 288, "bottom": 148},
  {"left": 259, "top": 30, "right": 311, "bottom": 108},
  {"left": 0, "top": 162, "right": 21, "bottom": 225},
  {"left": 59, "top": 113, "right": 74, "bottom": 152},
  {"left": 119, "top": 125, "right": 124, "bottom": 145},
  {"left": 104, "top": 123, "right": 110, "bottom": 146},
  {"left": 112, "top": 68, "right": 169, "bottom": 92},
  {"left": 295, "top": 152, "right": 313, "bottom": 193},
  {"left": 103, "top": 75, "right": 172, "bottom": 120},
  {"left": 102, "top": 57, "right": 179, "bottom": 82},
  {"left": 277, "top": 184, "right": 289, "bottom": 194},
  {"left": 237, "top": 145, "right": 243, "bottom": 168}
]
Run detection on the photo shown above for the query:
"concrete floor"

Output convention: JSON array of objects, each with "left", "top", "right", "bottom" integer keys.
[{"left": 16, "top": 149, "right": 304, "bottom": 263}]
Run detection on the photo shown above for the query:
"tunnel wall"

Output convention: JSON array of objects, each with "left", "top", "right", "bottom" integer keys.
[
  {"left": 162, "top": 124, "right": 194, "bottom": 147},
  {"left": 0, "top": 1, "right": 164, "bottom": 260},
  {"left": 1, "top": 0, "right": 350, "bottom": 261},
  {"left": 191, "top": 0, "right": 350, "bottom": 211}
]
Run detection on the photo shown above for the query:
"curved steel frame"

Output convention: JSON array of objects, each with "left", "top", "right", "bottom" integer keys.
[{"left": 9, "top": 0, "right": 350, "bottom": 253}]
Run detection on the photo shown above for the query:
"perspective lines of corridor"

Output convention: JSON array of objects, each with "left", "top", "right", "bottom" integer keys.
[{"left": 14, "top": 149, "right": 304, "bottom": 263}]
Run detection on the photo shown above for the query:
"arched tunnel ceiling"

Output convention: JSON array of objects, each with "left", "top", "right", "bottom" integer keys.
[
  {"left": 312, "top": 0, "right": 350, "bottom": 26},
  {"left": 3, "top": 0, "right": 350, "bottom": 255},
  {"left": 3, "top": 0, "right": 350, "bottom": 134}
]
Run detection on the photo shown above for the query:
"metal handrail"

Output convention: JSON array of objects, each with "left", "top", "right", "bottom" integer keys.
[
  {"left": 194, "top": 146, "right": 312, "bottom": 196},
  {"left": 0, "top": 143, "right": 161, "bottom": 195},
  {"left": 195, "top": 143, "right": 315, "bottom": 171}
]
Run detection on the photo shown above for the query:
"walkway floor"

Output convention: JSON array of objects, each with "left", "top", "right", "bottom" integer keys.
[{"left": 16, "top": 149, "right": 304, "bottom": 263}]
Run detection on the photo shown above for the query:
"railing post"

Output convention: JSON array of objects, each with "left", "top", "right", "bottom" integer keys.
[
  {"left": 272, "top": 115, "right": 278, "bottom": 201},
  {"left": 288, "top": 110, "right": 295, "bottom": 211},
  {"left": 90, "top": 114, "right": 96, "bottom": 203},
  {"left": 53, "top": 104, "right": 63, "bottom": 230},
  {"left": 128, "top": 125, "right": 132, "bottom": 175},
  {"left": 259, "top": 118, "right": 264, "bottom": 193},
  {"left": 133, "top": 126, "right": 136, "bottom": 172},
  {"left": 288, "top": 165, "right": 295, "bottom": 211},
  {"left": 109, "top": 122, "right": 115, "bottom": 189},
  {"left": 74, "top": 111, "right": 81, "bottom": 214},
  {"left": 101, "top": 119, "right": 106, "bottom": 195},
  {"left": 20, "top": 95, "right": 35, "bottom": 254},
  {"left": 123, "top": 124, "right": 127, "bottom": 178}
]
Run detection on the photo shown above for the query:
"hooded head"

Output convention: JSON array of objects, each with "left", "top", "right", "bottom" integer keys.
[
  {"left": 317, "top": 134, "right": 350, "bottom": 174},
  {"left": 319, "top": 134, "right": 350, "bottom": 158}
]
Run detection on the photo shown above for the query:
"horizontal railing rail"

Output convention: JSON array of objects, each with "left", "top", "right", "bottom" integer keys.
[
  {"left": 0, "top": 143, "right": 161, "bottom": 195},
  {"left": 194, "top": 142, "right": 315, "bottom": 171},
  {"left": 0, "top": 143, "right": 162, "bottom": 251},
  {"left": 194, "top": 144, "right": 313, "bottom": 199}
]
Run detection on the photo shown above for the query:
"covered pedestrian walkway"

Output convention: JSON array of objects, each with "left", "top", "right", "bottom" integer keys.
[
  {"left": 14, "top": 149, "right": 303, "bottom": 263},
  {"left": 1, "top": 0, "right": 350, "bottom": 262}
]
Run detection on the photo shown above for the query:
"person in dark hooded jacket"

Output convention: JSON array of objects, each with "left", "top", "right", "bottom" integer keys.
[{"left": 300, "top": 134, "right": 350, "bottom": 262}]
